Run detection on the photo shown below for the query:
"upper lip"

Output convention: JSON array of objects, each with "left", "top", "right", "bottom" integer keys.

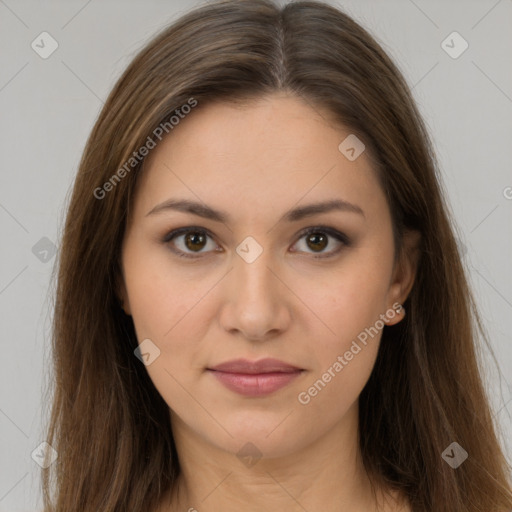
[{"left": 208, "top": 358, "right": 303, "bottom": 374}]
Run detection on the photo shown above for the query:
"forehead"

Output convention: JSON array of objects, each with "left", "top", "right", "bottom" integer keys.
[{"left": 131, "top": 92, "right": 386, "bottom": 225}]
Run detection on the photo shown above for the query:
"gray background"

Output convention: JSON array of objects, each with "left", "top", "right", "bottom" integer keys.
[{"left": 0, "top": 0, "right": 511, "bottom": 509}]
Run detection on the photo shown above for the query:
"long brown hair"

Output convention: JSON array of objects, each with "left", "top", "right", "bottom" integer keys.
[{"left": 42, "top": 0, "right": 512, "bottom": 510}]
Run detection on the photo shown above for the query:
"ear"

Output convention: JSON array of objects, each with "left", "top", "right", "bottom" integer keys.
[
  {"left": 385, "top": 229, "right": 421, "bottom": 326},
  {"left": 115, "top": 265, "right": 132, "bottom": 316}
]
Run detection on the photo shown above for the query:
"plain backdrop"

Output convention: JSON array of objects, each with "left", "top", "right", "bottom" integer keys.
[{"left": 0, "top": 0, "right": 511, "bottom": 510}]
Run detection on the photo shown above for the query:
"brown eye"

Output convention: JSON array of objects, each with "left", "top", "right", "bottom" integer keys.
[
  {"left": 164, "top": 227, "right": 219, "bottom": 259},
  {"left": 184, "top": 231, "right": 207, "bottom": 252},
  {"left": 164, "top": 225, "right": 350, "bottom": 260},
  {"left": 292, "top": 226, "right": 350, "bottom": 258},
  {"left": 305, "top": 232, "right": 329, "bottom": 252}
]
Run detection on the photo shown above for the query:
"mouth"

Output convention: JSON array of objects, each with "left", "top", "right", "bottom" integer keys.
[{"left": 207, "top": 358, "right": 305, "bottom": 397}]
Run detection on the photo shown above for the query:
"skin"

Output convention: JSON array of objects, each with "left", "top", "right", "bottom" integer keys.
[{"left": 119, "top": 91, "right": 419, "bottom": 512}]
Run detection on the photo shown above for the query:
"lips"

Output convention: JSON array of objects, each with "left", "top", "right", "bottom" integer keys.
[
  {"left": 209, "top": 357, "right": 302, "bottom": 374},
  {"left": 207, "top": 358, "right": 304, "bottom": 396}
]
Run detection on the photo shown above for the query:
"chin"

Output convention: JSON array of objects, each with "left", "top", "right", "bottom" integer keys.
[{"left": 205, "top": 412, "right": 313, "bottom": 460}]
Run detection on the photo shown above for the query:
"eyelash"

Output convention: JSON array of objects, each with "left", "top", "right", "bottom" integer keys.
[{"left": 162, "top": 225, "right": 351, "bottom": 260}]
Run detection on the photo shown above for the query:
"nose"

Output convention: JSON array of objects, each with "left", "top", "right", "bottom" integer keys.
[{"left": 218, "top": 246, "right": 292, "bottom": 342}]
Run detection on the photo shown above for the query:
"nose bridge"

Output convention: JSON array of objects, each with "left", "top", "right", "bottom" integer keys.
[
  {"left": 232, "top": 235, "right": 276, "bottom": 299},
  {"left": 219, "top": 234, "right": 290, "bottom": 340}
]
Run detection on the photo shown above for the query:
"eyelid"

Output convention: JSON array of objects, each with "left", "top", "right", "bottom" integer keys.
[
  {"left": 291, "top": 225, "right": 350, "bottom": 259},
  {"left": 162, "top": 225, "right": 350, "bottom": 259},
  {"left": 162, "top": 226, "right": 221, "bottom": 259}
]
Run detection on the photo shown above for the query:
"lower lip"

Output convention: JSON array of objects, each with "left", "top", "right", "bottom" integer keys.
[{"left": 208, "top": 370, "right": 303, "bottom": 396}]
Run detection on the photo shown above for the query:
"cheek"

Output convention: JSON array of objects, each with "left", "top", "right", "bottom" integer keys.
[
  {"left": 123, "top": 249, "right": 229, "bottom": 391},
  {"left": 295, "top": 341, "right": 379, "bottom": 432},
  {"left": 299, "top": 252, "right": 392, "bottom": 350},
  {"left": 294, "top": 276, "right": 386, "bottom": 420},
  {"left": 122, "top": 255, "right": 214, "bottom": 416},
  {"left": 293, "top": 247, "right": 392, "bottom": 404},
  {"left": 123, "top": 242, "right": 207, "bottom": 341}
]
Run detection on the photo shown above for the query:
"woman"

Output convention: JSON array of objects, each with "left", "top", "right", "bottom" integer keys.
[{"left": 42, "top": 0, "right": 512, "bottom": 510}]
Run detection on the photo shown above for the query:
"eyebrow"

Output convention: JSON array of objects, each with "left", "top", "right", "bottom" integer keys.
[{"left": 146, "top": 198, "right": 365, "bottom": 223}]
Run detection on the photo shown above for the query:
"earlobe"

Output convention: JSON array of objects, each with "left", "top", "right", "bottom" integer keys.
[
  {"left": 115, "top": 267, "right": 131, "bottom": 316},
  {"left": 119, "top": 296, "right": 131, "bottom": 316},
  {"left": 119, "top": 291, "right": 132, "bottom": 316},
  {"left": 386, "top": 229, "right": 421, "bottom": 323},
  {"left": 384, "top": 302, "right": 406, "bottom": 326}
]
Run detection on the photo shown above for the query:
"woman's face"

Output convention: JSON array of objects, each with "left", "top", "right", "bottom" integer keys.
[{"left": 119, "top": 92, "right": 413, "bottom": 459}]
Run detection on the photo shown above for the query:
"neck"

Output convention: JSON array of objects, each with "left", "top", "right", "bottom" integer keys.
[{"left": 160, "top": 402, "right": 397, "bottom": 512}]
